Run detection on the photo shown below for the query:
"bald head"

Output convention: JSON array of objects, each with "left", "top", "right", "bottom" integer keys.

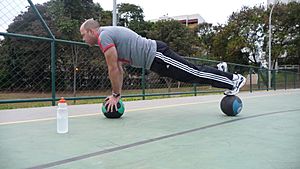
[
  {"left": 80, "top": 19, "right": 100, "bottom": 46},
  {"left": 80, "top": 18, "right": 100, "bottom": 31}
]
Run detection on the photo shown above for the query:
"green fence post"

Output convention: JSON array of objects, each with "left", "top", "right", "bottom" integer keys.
[
  {"left": 51, "top": 41, "right": 56, "bottom": 106},
  {"left": 293, "top": 72, "right": 296, "bottom": 89},
  {"left": 193, "top": 84, "right": 197, "bottom": 96},
  {"left": 28, "top": 0, "right": 56, "bottom": 105},
  {"left": 249, "top": 68, "right": 253, "bottom": 93},
  {"left": 284, "top": 71, "right": 287, "bottom": 90},
  {"left": 258, "top": 69, "right": 261, "bottom": 90},
  {"left": 273, "top": 70, "right": 276, "bottom": 91},
  {"left": 267, "top": 69, "right": 269, "bottom": 91},
  {"left": 142, "top": 66, "right": 146, "bottom": 100},
  {"left": 193, "top": 60, "right": 198, "bottom": 96}
]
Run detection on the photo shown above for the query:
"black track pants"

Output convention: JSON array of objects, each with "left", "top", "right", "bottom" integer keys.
[{"left": 150, "top": 41, "right": 235, "bottom": 90}]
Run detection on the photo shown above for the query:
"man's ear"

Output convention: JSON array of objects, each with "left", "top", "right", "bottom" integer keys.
[
  {"left": 90, "top": 29, "right": 99, "bottom": 37},
  {"left": 85, "top": 29, "right": 92, "bottom": 35}
]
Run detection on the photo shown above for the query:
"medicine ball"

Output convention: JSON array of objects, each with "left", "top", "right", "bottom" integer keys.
[
  {"left": 220, "top": 95, "right": 243, "bottom": 116},
  {"left": 102, "top": 99, "right": 125, "bottom": 118}
]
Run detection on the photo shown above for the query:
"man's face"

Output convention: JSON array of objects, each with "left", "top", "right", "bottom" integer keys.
[{"left": 80, "top": 28, "right": 97, "bottom": 47}]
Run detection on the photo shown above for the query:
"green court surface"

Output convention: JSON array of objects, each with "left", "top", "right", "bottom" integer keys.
[{"left": 1, "top": 89, "right": 300, "bottom": 169}]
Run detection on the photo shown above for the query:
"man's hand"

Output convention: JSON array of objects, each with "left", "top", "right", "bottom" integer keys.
[{"left": 105, "top": 95, "right": 121, "bottom": 112}]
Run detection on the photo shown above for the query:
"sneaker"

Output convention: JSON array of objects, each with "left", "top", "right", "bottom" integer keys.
[{"left": 224, "top": 74, "right": 246, "bottom": 95}]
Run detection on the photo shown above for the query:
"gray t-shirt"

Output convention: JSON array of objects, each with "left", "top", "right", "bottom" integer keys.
[{"left": 98, "top": 26, "right": 156, "bottom": 69}]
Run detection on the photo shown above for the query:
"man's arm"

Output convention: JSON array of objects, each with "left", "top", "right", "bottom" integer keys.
[
  {"left": 103, "top": 46, "right": 123, "bottom": 111},
  {"left": 104, "top": 46, "right": 123, "bottom": 95}
]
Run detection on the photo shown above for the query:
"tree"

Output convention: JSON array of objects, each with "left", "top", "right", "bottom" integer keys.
[
  {"left": 128, "top": 20, "right": 153, "bottom": 37},
  {"left": 147, "top": 20, "right": 199, "bottom": 57},
  {"left": 1, "top": 4, "right": 53, "bottom": 91},
  {"left": 115, "top": 3, "right": 152, "bottom": 37},
  {"left": 0, "top": 0, "right": 108, "bottom": 91},
  {"left": 117, "top": 3, "right": 144, "bottom": 27},
  {"left": 210, "top": 2, "right": 300, "bottom": 67},
  {"left": 99, "top": 10, "right": 112, "bottom": 26},
  {"left": 196, "top": 23, "right": 218, "bottom": 56},
  {"left": 45, "top": 0, "right": 110, "bottom": 91},
  {"left": 211, "top": 5, "right": 267, "bottom": 66},
  {"left": 47, "top": 0, "right": 103, "bottom": 40},
  {"left": 233, "top": 5, "right": 267, "bottom": 66},
  {"left": 270, "top": 2, "right": 300, "bottom": 65}
]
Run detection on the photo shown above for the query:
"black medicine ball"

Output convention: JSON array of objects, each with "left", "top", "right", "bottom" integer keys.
[
  {"left": 102, "top": 99, "right": 125, "bottom": 118},
  {"left": 220, "top": 95, "right": 243, "bottom": 116}
]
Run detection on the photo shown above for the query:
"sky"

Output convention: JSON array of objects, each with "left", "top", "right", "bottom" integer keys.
[
  {"left": 0, "top": 0, "right": 267, "bottom": 34},
  {"left": 93, "top": 0, "right": 266, "bottom": 25}
]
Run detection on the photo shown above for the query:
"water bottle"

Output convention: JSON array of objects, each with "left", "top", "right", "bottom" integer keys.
[{"left": 57, "top": 97, "right": 68, "bottom": 133}]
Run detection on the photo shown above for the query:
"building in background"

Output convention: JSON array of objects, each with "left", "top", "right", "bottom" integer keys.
[{"left": 151, "top": 14, "right": 206, "bottom": 28}]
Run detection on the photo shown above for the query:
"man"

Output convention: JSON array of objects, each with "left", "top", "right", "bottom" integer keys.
[{"left": 80, "top": 19, "right": 246, "bottom": 112}]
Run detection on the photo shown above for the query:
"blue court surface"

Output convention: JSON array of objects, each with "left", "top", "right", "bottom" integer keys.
[{"left": 0, "top": 89, "right": 300, "bottom": 169}]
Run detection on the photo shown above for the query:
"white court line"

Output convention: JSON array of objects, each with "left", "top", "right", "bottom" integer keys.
[{"left": 0, "top": 91, "right": 298, "bottom": 126}]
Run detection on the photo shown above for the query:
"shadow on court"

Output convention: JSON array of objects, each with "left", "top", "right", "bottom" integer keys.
[{"left": 1, "top": 89, "right": 300, "bottom": 169}]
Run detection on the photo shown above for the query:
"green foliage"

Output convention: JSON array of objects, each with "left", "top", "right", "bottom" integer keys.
[
  {"left": 117, "top": 3, "right": 144, "bottom": 26},
  {"left": 270, "top": 2, "right": 300, "bottom": 65},
  {"left": 146, "top": 20, "right": 200, "bottom": 56},
  {"left": 1, "top": 0, "right": 299, "bottom": 93},
  {"left": 196, "top": 23, "right": 217, "bottom": 56},
  {"left": 99, "top": 10, "right": 112, "bottom": 26},
  {"left": 46, "top": 0, "right": 103, "bottom": 40},
  {"left": 0, "top": 0, "right": 108, "bottom": 92},
  {"left": 211, "top": 3, "right": 300, "bottom": 66},
  {"left": 211, "top": 5, "right": 267, "bottom": 65},
  {"left": 7, "top": 4, "right": 52, "bottom": 37},
  {"left": 128, "top": 20, "right": 153, "bottom": 37}
]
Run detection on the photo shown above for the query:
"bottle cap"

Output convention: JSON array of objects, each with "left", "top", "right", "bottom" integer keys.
[{"left": 58, "top": 97, "right": 66, "bottom": 103}]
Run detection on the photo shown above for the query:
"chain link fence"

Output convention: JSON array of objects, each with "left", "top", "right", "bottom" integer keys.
[{"left": 1, "top": 0, "right": 299, "bottom": 108}]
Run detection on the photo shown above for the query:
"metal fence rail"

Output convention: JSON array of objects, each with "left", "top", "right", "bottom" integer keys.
[{"left": 0, "top": 0, "right": 299, "bottom": 107}]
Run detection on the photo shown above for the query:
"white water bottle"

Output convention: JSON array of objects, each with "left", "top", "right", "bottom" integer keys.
[{"left": 57, "top": 97, "right": 68, "bottom": 133}]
